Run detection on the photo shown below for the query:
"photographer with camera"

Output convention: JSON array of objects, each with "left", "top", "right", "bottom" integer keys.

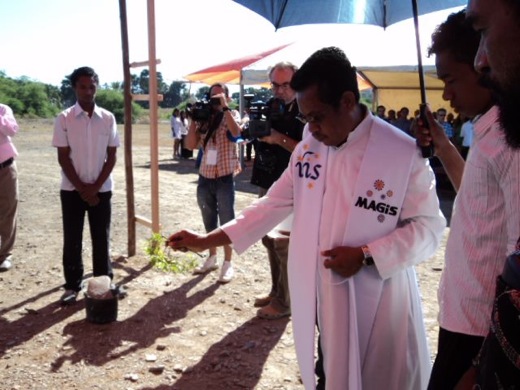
[
  {"left": 184, "top": 83, "right": 242, "bottom": 283},
  {"left": 250, "top": 62, "right": 304, "bottom": 320}
]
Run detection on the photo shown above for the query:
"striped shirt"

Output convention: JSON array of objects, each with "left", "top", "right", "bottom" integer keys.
[
  {"left": 438, "top": 106, "right": 520, "bottom": 336},
  {"left": 198, "top": 114, "right": 241, "bottom": 179}
]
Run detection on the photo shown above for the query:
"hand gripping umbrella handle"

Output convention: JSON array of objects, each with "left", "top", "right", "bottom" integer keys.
[{"left": 417, "top": 103, "right": 434, "bottom": 158}]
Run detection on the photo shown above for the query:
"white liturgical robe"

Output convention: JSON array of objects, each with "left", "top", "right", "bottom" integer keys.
[{"left": 223, "top": 112, "right": 446, "bottom": 390}]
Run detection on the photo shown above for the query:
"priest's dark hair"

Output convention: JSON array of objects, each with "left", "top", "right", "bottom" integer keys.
[{"left": 290, "top": 46, "right": 360, "bottom": 109}]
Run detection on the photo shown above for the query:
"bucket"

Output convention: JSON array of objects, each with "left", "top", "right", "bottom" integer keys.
[{"left": 85, "top": 293, "right": 118, "bottom": 324}]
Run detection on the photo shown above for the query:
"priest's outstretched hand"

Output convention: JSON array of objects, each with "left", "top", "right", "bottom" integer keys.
[
  {"left": 166, "top": 228, "right": 232, "bottom": 254},
  {"left": 166, "top": 230, "right": 208, "bottom": 253},
  {"left": 322, "top": 246, "right": 364, "bottom": 277}
]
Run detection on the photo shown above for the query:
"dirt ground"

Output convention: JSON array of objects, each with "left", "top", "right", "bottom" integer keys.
[{"left": 0, "top": 119, "right": 452, "bottom": 390}]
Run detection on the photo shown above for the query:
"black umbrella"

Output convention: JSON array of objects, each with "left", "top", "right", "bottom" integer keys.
[{"left": 233, "top": 0, "right": 465, "bottom": 156}]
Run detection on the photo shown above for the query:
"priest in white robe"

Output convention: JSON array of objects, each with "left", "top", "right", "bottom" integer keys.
[{"left": 168, "top": 47, "right": 446, "bottom": 390}]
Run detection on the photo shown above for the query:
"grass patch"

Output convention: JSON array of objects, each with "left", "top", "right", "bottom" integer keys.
[{"left": 145, "top": 233, "right": 199, "bottom": 273}]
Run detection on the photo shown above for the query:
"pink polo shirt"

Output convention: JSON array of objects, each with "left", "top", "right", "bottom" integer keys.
[{"left": 0, "top": 103, "right": 19, "bottom": 163}]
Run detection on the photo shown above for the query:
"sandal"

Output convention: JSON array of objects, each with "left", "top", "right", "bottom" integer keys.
[
  {"left": 254, "top": 295, "right": 273, "bottom": 307},
  {"left": 256, "top": 304, "right": 291, "bottom": 320}
]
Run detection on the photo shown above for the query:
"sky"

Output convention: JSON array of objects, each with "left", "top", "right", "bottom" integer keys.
[{"left": 1, "top": 0, "right": 464, "bottom": 89}]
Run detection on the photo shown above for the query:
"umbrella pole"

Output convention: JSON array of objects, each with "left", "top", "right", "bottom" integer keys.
[
  {"left": 411, "top": 0, "right": 435, "bottom": 158},
  {"left": 411, "top": 0, "right": 427, "bottom": 105}
]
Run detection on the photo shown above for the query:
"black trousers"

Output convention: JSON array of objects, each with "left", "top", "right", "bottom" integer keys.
[
  {"left": 60, "top": 190, "right": 113, "bottom": 291},
  {"left": 316, "top": 333, "right": 326, "bottom": 390},
  {"left": 428, "top": 327, "right": 484, "bottom": 389}
]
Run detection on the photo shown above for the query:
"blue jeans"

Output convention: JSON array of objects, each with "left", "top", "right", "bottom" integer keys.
[
  {"left": 60, "top": 190, "right": 113, "bottom": 291},
  {"left": 196, "top": 174, "right": 235, "bottom": 232}
]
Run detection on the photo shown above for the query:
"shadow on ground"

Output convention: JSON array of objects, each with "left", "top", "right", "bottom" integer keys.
[
  {"left": 0, "top": 258, "right": 153, "bottom": 357},
  {"left": 50, "top": 274, "right": 219, "bottom": 371},
  {"left": 141, "top": 317, "right": 291, "bottom": 390}
]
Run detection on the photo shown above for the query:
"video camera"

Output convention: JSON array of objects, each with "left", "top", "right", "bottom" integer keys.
[
  {"left": 190, "top": 94, "right": 221, "bottom": 122},
  {"left": 245, "top": 94, "right": 286, "bottom": 139}
]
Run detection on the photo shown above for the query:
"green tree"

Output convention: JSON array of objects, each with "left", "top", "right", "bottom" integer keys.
[
  {"left": 45, "top": 84, "right": 62, "bottom": 109},
  {"left": 195, "top": 86, "right": 210, "bottom": 100},
  {"left": 110, "top": 81, "right": 123, "bottom": 91},
  {"left": 138, "top": 69, "right": 150, "bottom": 94},
  {"left": 130, "top": 74, "right": 140, "bottom": 93},
  {"left": 15, "top": 81, "right": 59, "bottom": 117},
  {"left": 0, "top": 75, "right": 22, "bottom": 112},
  {"left": 60, "top": 77, "right": 75, "bottom": 108},
  {"left": 95, "top": 89, "right": 142, "bottom": 124},
  {"left": 157, "top": 72, "right": 168, "bottom": 96},
  {"left": 136, "top": 69, "right": 168, "bottom": 94},
  {"left": 0, "top": 75, "right": 60, "bottom": 117},
  {"left": 131, "top": 69, "right": 169, "bottom": 109},
  {"left": 162, "top": 81, "right": 187, "bottom": 108}
]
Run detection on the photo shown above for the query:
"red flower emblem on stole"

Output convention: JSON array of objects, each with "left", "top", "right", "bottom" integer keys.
[{"left": 374, "top": 179, "right": 385, "bottom": 191}]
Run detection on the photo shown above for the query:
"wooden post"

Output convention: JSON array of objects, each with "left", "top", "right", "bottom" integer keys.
[
  {"left": 147, "top": 0, "right": 160, "bottom": 233},
  {"left": 118, "top": 0, "right": 136, "bottom": 256}
]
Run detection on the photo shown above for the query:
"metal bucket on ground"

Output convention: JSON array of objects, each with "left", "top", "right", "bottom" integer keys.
[{"left": 85, "top": 292, "right": 118, "bottom": 324}]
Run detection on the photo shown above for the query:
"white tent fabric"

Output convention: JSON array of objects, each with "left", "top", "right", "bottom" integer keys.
[
  {"left": 241, "top": 64, "right": 447, "bottom": 114},
  {"left": 358, "top": 65, "right": 445, "bottom": 112},
  {"left": 234, "top": 33, "right": 449, "bottom": 113}
]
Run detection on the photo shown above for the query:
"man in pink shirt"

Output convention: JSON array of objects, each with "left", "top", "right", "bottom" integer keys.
[
  {"left": 456, "top": 0, "right": 520, "bottom": 387},
  {"left": 0, "top": 103, "right": 19, "bottom": 272},
  {"left": 416, "top": 10, "right": 520, "bottom": 389}
]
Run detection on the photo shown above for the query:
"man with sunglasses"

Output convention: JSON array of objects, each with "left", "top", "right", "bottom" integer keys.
[
  {"left": 168, "top": 47, "right": 445, "bottom": 389},
  {"left": 250, "top": 62, "right": 304, "bottom": 320}
]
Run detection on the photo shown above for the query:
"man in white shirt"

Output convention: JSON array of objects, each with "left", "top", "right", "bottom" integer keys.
[
  {"left": 52, "top": 67, "right": 120, "bottom": 305},
  {"left": 416, "top": 10, "right": 520, "bottom": 389},
  {"left": 168, "top": 47, "right": 445, "bottom": 390}
]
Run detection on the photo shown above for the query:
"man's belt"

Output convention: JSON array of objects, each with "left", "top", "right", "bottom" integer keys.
[{"left": 0, "top": 157, "right": 14, "bottom": 169}]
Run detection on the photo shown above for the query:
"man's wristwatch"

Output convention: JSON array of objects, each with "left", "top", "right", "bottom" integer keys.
[{"left": 361, "top": 245, "right": 375, "bottom": 266}]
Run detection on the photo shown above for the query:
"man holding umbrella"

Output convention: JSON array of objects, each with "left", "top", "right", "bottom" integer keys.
[
  {"left": 452, "top": 0, "right": 520, "bottom": 387},
  {"left": 414, "top": 9, "right": 520, "bottom": 389},
  {"left": 167, "top": 46, "right": 445, "bottom": 390}
]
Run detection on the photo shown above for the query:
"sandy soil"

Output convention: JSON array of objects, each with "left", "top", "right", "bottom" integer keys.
[{"left": 0, "top": 118, "right": 451, "bottom": 389}]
